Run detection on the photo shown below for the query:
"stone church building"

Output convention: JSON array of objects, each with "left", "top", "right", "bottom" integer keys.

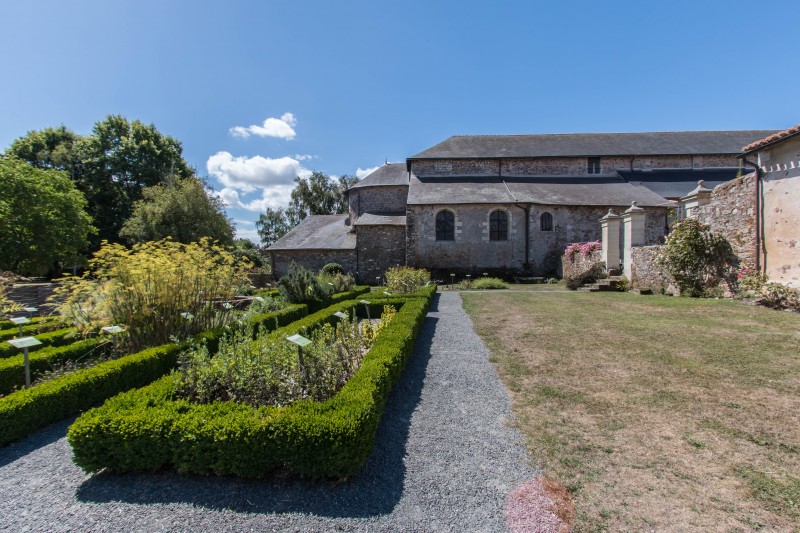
[{"left": 268, "top": 130, "right": 775, "bottom": 282}]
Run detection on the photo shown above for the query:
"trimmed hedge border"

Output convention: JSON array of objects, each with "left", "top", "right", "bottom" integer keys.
[
  {"left": 0, "top": 337, "right": 108, "bottom": 395},
  {"left": 0, "top": 304, "right": 308, "bottom": 446},
  {"left": 67, "top": 288, "right": 435, "bottom": 478},
  {"left": 0, "top": 327, "right": 81, "bottom": 358},
  {"left": 0, "top": 320, "right": 68, "bottom": 343},
  {"left": 307, "top": 285, "right": 370, "bottom": 313},
  {"left": 0, "top": 316, "right": 49, "bottom": 329},
  {"left": 362, "top": 284, "right": 438, "bottom": 302}
]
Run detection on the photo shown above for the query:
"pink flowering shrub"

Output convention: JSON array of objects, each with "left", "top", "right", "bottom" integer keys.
[{"left": 565, "top": 241, "right": 601, "bottom": 262}]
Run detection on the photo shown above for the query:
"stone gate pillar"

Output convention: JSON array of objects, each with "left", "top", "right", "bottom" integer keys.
[
  {"left": 622, "top": 201, "right": 646, "bottom": 279},
  {"left": 600, "top": 209, "right": 622, "bottom": 272},
  {"left": 679, "top": 180, "right": 713, "bottom": 220}
]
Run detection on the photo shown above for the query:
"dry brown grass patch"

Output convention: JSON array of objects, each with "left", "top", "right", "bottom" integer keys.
[{"left": 464, "top": 291, "right": 800, "bottom": 532}]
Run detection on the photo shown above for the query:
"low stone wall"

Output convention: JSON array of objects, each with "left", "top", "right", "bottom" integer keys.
[
  {"left": 695, "top": 173, "right": 757, "bottom": 268},
  {"left": 270, "top": 250, "right": 357, "bottom": 280},
  {"left": 561, "top": 249, "right": 603, "bottom": 281},
  {"left": 629, "top": 245, "right": 675, "bottom": 294}
]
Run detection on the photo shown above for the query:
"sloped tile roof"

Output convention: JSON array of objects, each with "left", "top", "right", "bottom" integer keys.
[
  {"left": 349, "top": 163, "right": 411, "bottom": 189},
  {"left": 353, "top": 212, "right": 407, "bottom": 226},
  {"left": 407, "top": 175, "right": 671, "bottom": 207},
  {"left": 618, "top": 167, "right": 744, "bottom": 199},
  {"left": 742, "top": 124, "right": 800, "bottom": 153},
  {"left": 410, "top": 130, "right": 778, "bottom": 159},
  {"left": 267, "top": 215, "right": 355, "bottom": 251}
]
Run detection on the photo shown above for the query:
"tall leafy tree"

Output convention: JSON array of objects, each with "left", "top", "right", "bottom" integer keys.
[
  {"left": 0, "top": 156, "right": 95, "bottom": 276},
  {"left": 119, "top": 177, "right": 235, "bottom": 246},
  {"left": 256, "top": 207, "right": 294, "bottom": 247},
  {"left": 5, "top": 115, "right": 193, "bottom": 247}
]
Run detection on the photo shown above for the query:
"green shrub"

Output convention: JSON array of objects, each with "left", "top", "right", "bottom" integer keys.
[
  {"left": 0, "top": 304, "right": 308, "bottom": 445},
  {"left": 242, "top": 295, "right": 287, "bottom": 318},
  {"left": 279, "top": 262, "right": 328, "bottom": 303},
  {"left": 67, "top": 295, "right": 432, "bottom": 478},
  {"left": 385, "top": 266, "right": 430, "bottom": 294},
  {"left": 656, "top": 218, "right": 736, "bottom": 297},
  {"left": 317, "top": 271, "right": 355, "bottom": 294},
  {"left": 320, "top": 263, "right": 345, "bottom": 275},
  {"left": 471, "top": 277, "right": 508, "bottom": 290}
]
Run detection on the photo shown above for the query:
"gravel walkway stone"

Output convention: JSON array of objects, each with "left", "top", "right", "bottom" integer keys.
[{"left": 0, "top": 293, "right": 535, "bottom": 532}]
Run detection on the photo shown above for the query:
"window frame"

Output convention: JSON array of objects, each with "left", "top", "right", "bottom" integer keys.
[
  {"left": 489, "top": 209, "right": 508, "bottom": 241},
  {"left": 435, "top": 210, "right": 455, "bottom": 241},
  {"left": 588, "top": 157, "right": 601, "bottom": 174},
  {"left": 540, "top": 212, "right": 553, "bottom": 232}
]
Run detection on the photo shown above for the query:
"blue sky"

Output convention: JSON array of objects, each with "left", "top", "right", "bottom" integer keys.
[{"left": 1, "top": 0, "right": 797, "bottom": 242}]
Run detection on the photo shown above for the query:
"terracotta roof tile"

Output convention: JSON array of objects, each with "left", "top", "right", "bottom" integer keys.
[{"left": 743, "top": 124, "right": 800, "bottom": 153}]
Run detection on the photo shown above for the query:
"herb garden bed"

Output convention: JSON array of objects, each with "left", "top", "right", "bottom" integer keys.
[
  {"left": 67, "top": 291, "right": 433, "bottom": 479},
  {"left": 0, "top": 304, "right": 308, "bottom": 445}
]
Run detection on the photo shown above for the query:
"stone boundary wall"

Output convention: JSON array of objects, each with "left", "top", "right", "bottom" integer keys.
[
  {"left": 695, "top": 172, "right": 757, "bottom": 268},
  {"left": 561, "top": 249, "right": 603, "bottom": 281},
  {"left": 629, "top": 245, "right": 677, "bottom": 294}
]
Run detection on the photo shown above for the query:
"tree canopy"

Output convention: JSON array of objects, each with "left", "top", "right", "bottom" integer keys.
[
  {"left": 256, "top": 172, "right": 358, "bottom": 246},
  {"left": 5, "top": 115, "right": 193, "bottom": 248},
  {"left": 119, "top": 177, "right": 235, "bottom": 246},
  {"left": 0, "top": 156, "right": 95, "bottom": 276}
]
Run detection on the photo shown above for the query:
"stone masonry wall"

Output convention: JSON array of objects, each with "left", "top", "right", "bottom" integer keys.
[
  {"left": 695, "top": 173, "right": 757, "bottom": 268},
  {"left": 561, "top": 249, "right": 603, "bottom": 281},
  {"left": 406, "top": 203, "right": 668, "bottom": 276},
  {"left": 410, "top": 155, "right": 740, "bottom": 177},
  {"left": 356, "top": 225, "right": 406, "bottom": 284},
  {"left": 406, "top": 204, "right": 527, "bottom": 273},
  {"left": 271, "top": 250, "right": 357, "bottom": 280},
  {"left": 348, "top": 186, "right": 408, "bottom": 220},
  {"left": 629, "top": 245, "right": 675, "bottom": 294}
]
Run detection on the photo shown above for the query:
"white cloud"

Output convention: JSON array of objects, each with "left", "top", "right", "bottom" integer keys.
[
  {"left": 206, "top": 151, "right": 311, "bottom": 192},
  {"left": 294, "top": 154, "right": 316, "bottom": 161},
  {"left": 355, "top": 165, "right": 381, "bottom": 179},
  {"left": 216, "top": 185, "right": 295, "bottom": 213},
  {"left": 234, "top": 227, "right": 261, "bottom": 243},
  {"left": 229, "top": 112, "right": 297, "bottom": 140}
]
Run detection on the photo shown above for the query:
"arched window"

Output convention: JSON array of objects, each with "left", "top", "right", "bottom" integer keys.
[
  {"left": 436, "top": 210, "right": 455, "bottom": 241},
  {"left": 489, "top": 210, "right": 508, "bottom": 241},
  {"left": 540, "top": 212, "right": 553, "bottom": 231}
]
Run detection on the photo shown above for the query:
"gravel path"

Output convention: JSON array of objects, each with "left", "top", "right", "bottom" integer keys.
[{"left": 0, "top": 293, "right": 535, "bottom": 532}]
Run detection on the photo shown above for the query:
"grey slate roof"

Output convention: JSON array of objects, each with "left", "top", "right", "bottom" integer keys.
[
  {"left": 267, "top": 214, "right": 356, "bottom": 251},
  {"left": 407, "top": 175, "right": 672, "bottom": 207},
  {"left": 618, "top": 168, "right": 744, "bottom": 199},
  {"left": 353, "top": 212, "right": 407, "bottom": 226},
  {"left": 409, "top": 130, "right": 779, "bottom": 159},
  {"left": 349, "top": 163, "right": 411, "bottom": 189}
]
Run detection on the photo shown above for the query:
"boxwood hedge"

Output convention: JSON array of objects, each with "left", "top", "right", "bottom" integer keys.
[
  {"left": 0, "top": 337, "right": 109, "bottom": 395},
  {"left": 0, "top": 321, "right": 69, "bottom": 344},
  {"left": 0, "top": 326, "right": 82, "bottom": 358},
  {"left": 0, "top": 304, "right": 308, "bottom": 446},
  {"left": 67, "top": 289, "right": 434, "bottom": 478}
]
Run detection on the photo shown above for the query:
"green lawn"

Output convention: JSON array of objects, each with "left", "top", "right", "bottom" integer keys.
[{"left": 463, "top": 291, "right": 800, "bottom": 532}]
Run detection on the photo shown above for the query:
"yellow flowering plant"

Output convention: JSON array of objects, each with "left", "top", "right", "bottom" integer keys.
[{"left": 54, "top": 238, "right": 252, "bottom": 350}]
